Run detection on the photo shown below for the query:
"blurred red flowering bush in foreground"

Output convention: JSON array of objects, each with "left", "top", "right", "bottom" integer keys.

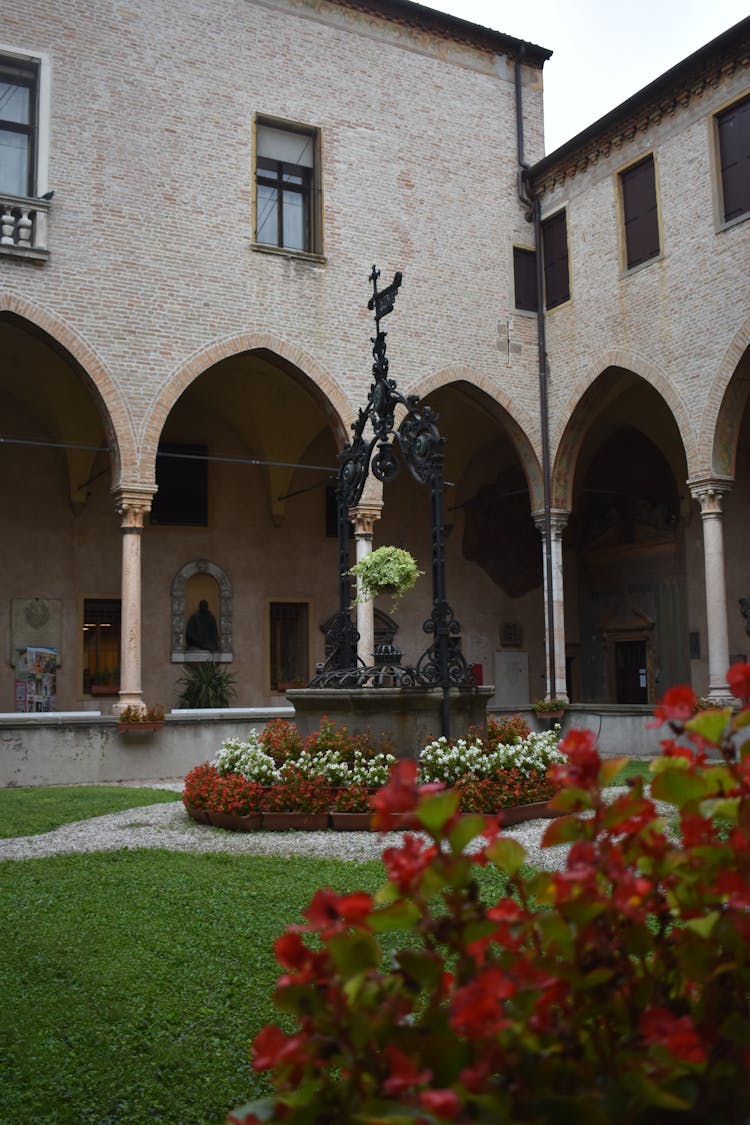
[{"left": 228, "top": 664, "right": 750, "bottom": 1124}]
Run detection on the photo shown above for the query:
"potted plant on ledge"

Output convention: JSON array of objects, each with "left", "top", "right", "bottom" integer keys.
[
  {"left": 348, "top": 546, "right": 423, "bottom": 609},
  {"left": 116, "top": 704, "right": 165, "bottom": 733},
  {"left": 532, "top": 697, "right": 568, "bottom": 722}
]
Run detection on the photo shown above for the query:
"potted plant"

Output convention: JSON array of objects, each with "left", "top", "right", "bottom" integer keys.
[
  {"left": 262, "top": 767, "right": 333, "bottom": 831},
  {"left": 329, "top": 784, "right": 375, "bottom": 831},
  {"left": 347, "top": 546, "right": 423, "bottom": 608},
  {"left": 116, "top": 704, "right": 165, "bottom": 733},
  {"left": 176, "top": 661, "right": 237, "bottom": 708},
  {"left": 532, "top": 697, "right": 568, "bottom": 721}
]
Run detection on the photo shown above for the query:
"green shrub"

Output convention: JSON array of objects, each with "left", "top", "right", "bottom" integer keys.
[{"left": 231, "top": 667, "right": 750, "bottom": 1124}]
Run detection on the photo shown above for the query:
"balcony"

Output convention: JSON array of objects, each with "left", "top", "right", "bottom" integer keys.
[{"left": 0, "top": 193, "right": 51, "bottom": 261}]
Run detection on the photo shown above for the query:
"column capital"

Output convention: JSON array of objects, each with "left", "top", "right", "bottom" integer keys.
[
  {"left": 349, "top": 500, "right": 384, "bottom": 538},
  {"left": 532, "top": 508, "right": 570, "bottom": 537},
  {"left": 113, "top": 485, "right": 156, "bottom": 529},
  {"left": 688, "top": 475, "right": 734, "bottom": 516}
]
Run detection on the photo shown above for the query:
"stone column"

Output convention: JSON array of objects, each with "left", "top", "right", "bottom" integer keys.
[
  {"left": 689, "top": 476, "right": 733, "bottom": 700},
  {"left": 350, "top": 501, "right": 383, "bottom": 667},
  {"left": 533, "top": 508, "right": 570, "bottom": 701},
  {"left": 113, "top": 487, "right": 154, "bottom": 715}
]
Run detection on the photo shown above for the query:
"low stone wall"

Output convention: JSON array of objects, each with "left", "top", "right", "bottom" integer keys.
[
  {"left": 1, "top": 698, "right": 664, "bottom": 789},
  {"left": 494, "top": 703, "right": 660, "bottom": 759},
  {"left": 0, "top": 708, "right": 294, "bottom": 788}
]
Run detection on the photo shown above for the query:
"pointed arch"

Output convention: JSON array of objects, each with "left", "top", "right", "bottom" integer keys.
[
  {"left": 551, "top": 355, "right": 695, "bottom": 509},
  {"left": 706, "top": 317, "right": 750, "bottom": 477},
  {"left": 0, "top": 292, "right": 131, "bottom": 483},
  {"left": 140, "top": 331, "right": 351, "bottom": 484},
  {"left": 406, "top": 366, "right": 545, "bottom": 508}
]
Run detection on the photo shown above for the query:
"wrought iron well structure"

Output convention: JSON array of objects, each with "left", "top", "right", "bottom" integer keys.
[{"left": 312, "top": 266, "right": 476, "bottom": 737}]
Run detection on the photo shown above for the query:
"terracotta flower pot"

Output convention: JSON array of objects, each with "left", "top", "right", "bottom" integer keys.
[
  {"left": 330, "top": 812, "right": 375, "bottom": 831},
  {"left": 208, "top": 810, "right": 263, "bottom": 831},
  {"left": 116, "top": 721, "right": 164, "bottom": 733},
  {"left": 184, "top": 804, "right": 212, "bottom": 825},
  {"left": 498, "top": 800, "right": 561, "bottom": 826},
  {"left": 261, "top": 812, "right": 330, "bottom": 831}
]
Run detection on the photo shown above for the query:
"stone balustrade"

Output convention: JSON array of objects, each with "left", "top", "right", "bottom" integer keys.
[{"left": 0, "top": 194, "right": 50, "bottom": 260}]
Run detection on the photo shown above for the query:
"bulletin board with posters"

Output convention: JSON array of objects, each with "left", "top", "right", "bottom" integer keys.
[{"left": 15, "top": 646, "right": 57, "bottom": 712}]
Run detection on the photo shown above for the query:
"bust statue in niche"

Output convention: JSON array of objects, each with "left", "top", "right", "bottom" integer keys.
[{"left": 186, "top": 599, "right": 219, "bottom": 651}]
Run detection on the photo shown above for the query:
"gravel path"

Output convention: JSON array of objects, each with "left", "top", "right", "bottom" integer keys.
[{"left": 0, "top": 785, "right": 665, "bottom": 870}]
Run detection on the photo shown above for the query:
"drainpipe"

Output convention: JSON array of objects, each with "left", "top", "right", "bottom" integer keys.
[{"left": 515, "top": 50, "right": 557, "bottom": 700}]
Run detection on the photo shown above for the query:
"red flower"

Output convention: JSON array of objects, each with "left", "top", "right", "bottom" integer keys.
[
  {"left": 419, "top": 1088, "right": 461, "bottom": 1119},
  {"left": 650, "top": 685, "right": 698, "bottom": 726},
  {"left": 383, "top": 834, "right": 437, "bottom": 893},
  {"left": 303, "top": 888, "right": 372, "bottom": 936},
  {"left": 450, "top": 967, "right": 516, "bottom": 1039},
  {"left": 382, "top": 1044, "right": 431, "bottom": 1095},
  {"left": 251, "top": 1024, "right": 309, "bottom": 1072},
  {"left": 640, "top": 1008, "right": 706, "bottom": 1064},
  {"left": 727, "top": 661, "right": 750, "bottom": 702},
  {"left": 549, "top": 729, "right": 600, "bottom": 790}
]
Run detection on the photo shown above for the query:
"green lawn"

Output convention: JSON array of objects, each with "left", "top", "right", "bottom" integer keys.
[
  {"left": 0, "top": 785, "right": 181, "bottom": 838},
  {"left": 0, "top": 766, "right": 650, "bottom": 1124},
  {"left": 0, "top": 849, "right": 391, "bottom": 1124}
]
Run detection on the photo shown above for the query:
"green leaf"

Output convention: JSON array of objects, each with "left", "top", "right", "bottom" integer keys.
[
  {"left": 537, "top": 913, "right": 574, "bottom": 955},
  {"left": 651, "top": 768, "right": 708, "bottom": 807},
  {"left": 395, "top": 949, "right": 443, "bottom": 990},
  {"left": 369, "top": 900, "right": 420, "bottom": 933},
  {"left": 735, "top": 710, "right": 750, "bottom": 731},
  {"left": 328, "top": 932, "right": 381, "bottom": 977},
  {"left": 581, "top": 967, "right": 614, "bottom": 987},
  {"left": 541, "top": 814, "right": 591, "bottom": 847},
  {"left": 417, "top": 789, "right": 460, "bottom": 835},
  {"left": 448, "top": 813, "right": 486, "bottom": 853},
  {"left": 628, "top": 1072, "right": 695, "bottom": 1111},
  {"left": 486, "top": 836, "right": 526, "bottom": 875},
  {"left": 699, "top": 796, "right": 740, "bottom": 823},
  {"left": 684, "top": 911, "right": 720, "bottom": 938},
  {"left": 548, "top": 787, "right": 594, "bottom": 812},
  {"left": 685, "top": 709, "right": 731, "bottom": 744},
  {"left": 598, "top": 756, "right": 629, "bottom": 786}
]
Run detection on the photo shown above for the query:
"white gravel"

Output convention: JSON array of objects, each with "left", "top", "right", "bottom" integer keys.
[{"left": 0, "top": 786, "right": 661, "bottom": 870}]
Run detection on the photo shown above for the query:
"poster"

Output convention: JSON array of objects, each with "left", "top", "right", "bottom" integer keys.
[{"left": 15, "top": 646, "right": 57, "bottom": 712}]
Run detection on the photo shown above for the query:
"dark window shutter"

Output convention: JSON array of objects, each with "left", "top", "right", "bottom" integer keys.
[
  {"left": 542, "top": 211, "right": 570, "bottom": 309},
  {"left": 513, "top": 246, "right": 538, "bottom": 311},
  {"left": 621, "top": 155, "right": 660, "bottom": 269},
  {"left": 718, "top": 96, "right": 750, "bottom": 222}
]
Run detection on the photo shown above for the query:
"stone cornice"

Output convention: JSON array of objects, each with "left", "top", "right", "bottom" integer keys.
[
  {"left": 283, "top": 0, "right": 551, "bottom": 67},
  {"left": 530, "top": 18, "right": 750, "bottom": 199}
]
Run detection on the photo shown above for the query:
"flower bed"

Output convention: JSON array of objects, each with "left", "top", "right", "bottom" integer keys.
[{"left": 183, "top": 715, "right": 566, "bottom": 830}]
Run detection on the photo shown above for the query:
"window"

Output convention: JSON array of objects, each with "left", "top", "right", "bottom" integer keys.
[
  {"left": 83, "top": 599, "right": 121, "bottom": 693},
  {"left": 513, "top": 246, "right": 538, "bottom": 312},
  {"left": 254, "top": 118, "right": 321, "bottom": 254},
  {"left": 541, "top": 210, "right": 570, "bottom": 309},
  {"left": 717, "top": 95, "right": 750, "bottom": 223},
  {"left": 621, "top": 155, "right": 659, "bottom": 269},
  {"left": 0, "top": 54, "right": 38, "bottom": 197},
  {"left": 151, "top": 443, "right": 208, "bottom": 526},
  {"left": 269, "top": 602, "right": 309, "bottom": 690}
]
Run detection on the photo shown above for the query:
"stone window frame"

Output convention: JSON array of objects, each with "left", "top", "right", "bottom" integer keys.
[
  {"left": 617, "top": 151, "right": 662, "bottom": 272},
  {"left": 171, "top": 560, "right": 233, "bottom": 663},
  {"left": 541, "top": 207, "right": 571, "bottom": 311},
  {"left": 251, "top": 113, "right": 325, "bottom": 262},
  {"left": 0, "top": 41, "right": 51, "bottom": 261},
  {"left": 713, "top": 91, "right": 750, "bottom": 229}
]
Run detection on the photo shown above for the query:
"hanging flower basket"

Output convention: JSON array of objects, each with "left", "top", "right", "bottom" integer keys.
[{"left": 347, "top": 546, "right": 423, "bottom": 609}]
